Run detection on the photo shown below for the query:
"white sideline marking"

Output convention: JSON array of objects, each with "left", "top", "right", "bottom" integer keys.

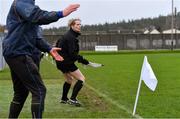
[
  {"left": 45, "top": 58, "right": 142, "bottom": 118},
  {"left": 85, "top": 84, "right": 142, "bottom": 119}
]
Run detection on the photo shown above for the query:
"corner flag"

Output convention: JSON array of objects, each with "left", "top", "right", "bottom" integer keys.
[
  {"left": 133, "top": 56, "right": 158, "bottom": 116},
  {"left": 140, "top": 56, "right": 158, "bottom": 91}
]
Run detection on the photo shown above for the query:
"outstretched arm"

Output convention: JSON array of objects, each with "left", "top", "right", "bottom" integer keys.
[
  {"left": 35, "top": 31, "right": 63, "bottom": 61},
  {"left": 15, "top": 1, "right": 80, "bottom": 25}
]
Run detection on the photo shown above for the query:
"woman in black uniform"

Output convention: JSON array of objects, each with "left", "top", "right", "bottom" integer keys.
[{"left": 56, "top": 18, "right": 89, "bottom": 106}]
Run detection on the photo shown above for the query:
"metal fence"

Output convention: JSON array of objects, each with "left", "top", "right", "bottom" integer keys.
[
  {"left": 0, "top": 33, "right": 6, "bottom": 71},
  {"left": 44, "top": 33, "right": 180, "bottom": 51},
  {"left": 0, "top": 33, "right": 179, "bottom": 70}
]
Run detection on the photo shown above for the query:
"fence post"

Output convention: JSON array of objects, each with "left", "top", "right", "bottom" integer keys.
[{"left": 0, "top": 33, "right": 6, "bottom": 71}]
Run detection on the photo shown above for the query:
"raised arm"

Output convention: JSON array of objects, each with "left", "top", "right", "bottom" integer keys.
[{"left": 15, "top": 1, "right": 80, "bottom": 25}]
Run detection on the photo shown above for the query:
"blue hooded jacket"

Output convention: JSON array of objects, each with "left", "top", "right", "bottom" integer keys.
[
  {"left": 32, "top": 27, "right": 44, "bottom": 66},
  {"left": 3, "top": 0, "right": 63, "bottom": 58}
]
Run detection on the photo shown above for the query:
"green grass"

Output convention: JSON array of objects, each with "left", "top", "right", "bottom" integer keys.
[{"left": 1, "top": 51, "right": 180, "bottom": 118}]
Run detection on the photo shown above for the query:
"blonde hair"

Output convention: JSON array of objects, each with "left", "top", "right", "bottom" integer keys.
[{"left": 68, "top": 18, "right": 81, "bottom": 27}]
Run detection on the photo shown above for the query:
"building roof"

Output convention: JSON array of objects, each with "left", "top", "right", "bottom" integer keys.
[
  {"left": 150, "top": 29, "right": 160, "bottom": 34},
  {"left": 163, "top": 29, "right": 180, "bottom": 34},
  {"left": 144, "top": 30, "right": 149, "bottom": 34}
]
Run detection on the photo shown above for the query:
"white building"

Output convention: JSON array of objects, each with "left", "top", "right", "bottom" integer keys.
[
  {"left": 144, "top": 29, "right": 160, "bottom": 34},
  {"left": 150, "top": 29, "right": 160, "bottom": 34},
  {"left": 144, "top": 30, "right": 149, "bottom": 34},
  {"left": 163, "top": 29, "right": 180, "bottom": 34}
]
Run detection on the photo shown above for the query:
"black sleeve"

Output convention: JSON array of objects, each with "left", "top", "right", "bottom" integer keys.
[
  {"left": 65, "top": 34, "right": 89, "bottom": 65},
  {"left": 77, "top": 55, "right": 89, "bottom": 65},
  {"left": 66, "top": 36, "right": 79, "bottom": 61},
  {"left": 67, "top": 38, "right": 89, "bottom": 64}
]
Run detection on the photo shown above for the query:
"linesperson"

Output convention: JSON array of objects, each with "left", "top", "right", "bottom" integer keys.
[{"left": 56, "top": 18, "right": 89, "bottom": 106}]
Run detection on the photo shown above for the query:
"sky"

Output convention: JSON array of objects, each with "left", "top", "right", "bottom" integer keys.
[{"left": 1, "top": 0, "right": 180, "bottom": 28}]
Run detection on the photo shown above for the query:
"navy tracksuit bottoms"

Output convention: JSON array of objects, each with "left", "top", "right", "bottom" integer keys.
[{"left": 5, "top": 55, "right": 46, "bottom": 118}]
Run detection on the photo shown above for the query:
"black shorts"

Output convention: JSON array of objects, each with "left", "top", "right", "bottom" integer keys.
[{"left": 57, "top": 62, "right": 78, "bottom": 73}]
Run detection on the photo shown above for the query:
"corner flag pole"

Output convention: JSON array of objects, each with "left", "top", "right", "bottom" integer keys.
[
  {"left": 132, "top": 78, "right": 142, "bottom": 116},
  {"left": 133, "top": 56, "right": 158, "bottom": 116}
]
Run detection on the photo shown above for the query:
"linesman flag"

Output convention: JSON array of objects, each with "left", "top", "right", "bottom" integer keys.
[
  {"left": 133, "top": 56, "right": 158, "bottom": 116},
  {"left": 141, "top": 56, "right": 158, "bottom": 91}
]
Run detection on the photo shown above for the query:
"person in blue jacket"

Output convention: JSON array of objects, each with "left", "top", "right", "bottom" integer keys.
[
  {"left": 3, "top": 0, "right": 80, "bottom": 118},
  {"left": 32, "top": 27, "right": 45, "bottom": 69}
]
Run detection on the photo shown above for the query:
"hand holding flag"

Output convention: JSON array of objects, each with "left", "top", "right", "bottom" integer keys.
[{"left": 88, "top": 62, "right": 104, "bottom": 68}]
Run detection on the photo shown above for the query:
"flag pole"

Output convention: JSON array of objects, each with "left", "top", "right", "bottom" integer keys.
[{"left": 133, "top": 78, "right": 142, "bottom": 116}]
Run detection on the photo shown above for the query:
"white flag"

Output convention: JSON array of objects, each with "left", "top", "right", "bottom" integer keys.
[
  {"left": 88, "top": 62, "right": 104, "bottom": 68},
  {"left": 133, "top": 56, "right": 158, "bottom": 116},
  {"left": 140, "top": 56, "right": 158, "bottom": 91}
]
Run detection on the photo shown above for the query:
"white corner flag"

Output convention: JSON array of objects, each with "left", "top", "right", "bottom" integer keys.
[
  {"left": 141, "top": 56, "right": 158, "bottom": 91},
  {"left": 133, "top": 56, "right": 158, "bottom": 116}
]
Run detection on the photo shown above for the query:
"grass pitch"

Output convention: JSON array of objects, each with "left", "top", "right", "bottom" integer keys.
[{"left": 1, "top": 51, "right": 180, "bottom": 118}]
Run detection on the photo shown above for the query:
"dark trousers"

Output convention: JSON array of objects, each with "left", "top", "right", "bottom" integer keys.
[{"left": 5, "top": 55, "right": 46, "bottom": 118}]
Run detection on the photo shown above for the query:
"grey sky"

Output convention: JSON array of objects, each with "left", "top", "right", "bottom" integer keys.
[{"left": 1, "top": 0, "right": 180, "bottom": 28}]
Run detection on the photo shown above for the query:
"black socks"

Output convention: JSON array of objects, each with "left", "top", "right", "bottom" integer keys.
[
  {"left": 71, "top": 80, "right": 83, "bottom": 100},
  {"left": 62, "top": 82, "right": 71, "bottom": 100}
]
